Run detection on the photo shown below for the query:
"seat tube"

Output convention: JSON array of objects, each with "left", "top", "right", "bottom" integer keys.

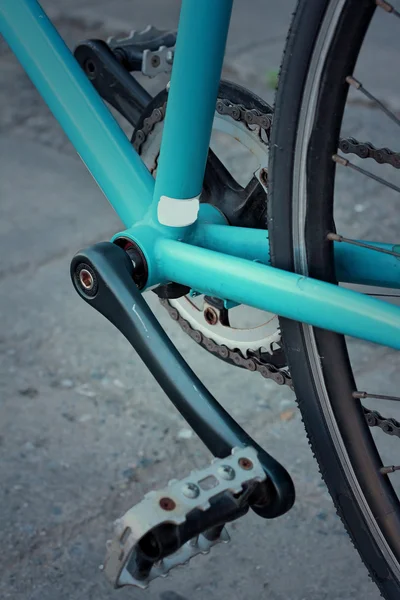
[{"left": 152, "top": 0, "right": 233, "bottom": 233}]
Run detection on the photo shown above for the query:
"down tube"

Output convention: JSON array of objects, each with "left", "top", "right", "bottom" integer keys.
[
  {"left": 0, "top": 0, "right": 154, "bottom": 227},
  {"left": 156, "top": 239, "right": 400, "bottom": 351}
]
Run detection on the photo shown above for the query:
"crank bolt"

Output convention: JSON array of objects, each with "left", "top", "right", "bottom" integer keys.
[
  {"left": 204, "top": 307, "right": 218, "bottom": 326},
  {"left": 238, "top": 457, "right": 253, "bottom": 471},
  {"left": 84, "top": 59, "right": 97, "bottom": 80},
  {"left": 74, "top": 263, "right": 98, "bottom": 297},
  {"left": 217, "top": 465, "right": 235, "bottom": 480},
  {"left": 79, "top": 268, "right": 94, "bottom": 291},
  {"left": 159, "top": 497, "right": 176, "bottom": 511},
  {"left": 181, "top": 482, "right": 200, "bottom": 499}
]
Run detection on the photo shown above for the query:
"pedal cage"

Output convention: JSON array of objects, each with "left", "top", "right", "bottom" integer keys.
[{"left": 103, "top": 446, "right": 266, "bottom": 588}]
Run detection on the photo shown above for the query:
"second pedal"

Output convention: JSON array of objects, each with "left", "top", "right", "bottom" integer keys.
[{"left": 103, "top": 446, "right": 266, "bottom": 588}]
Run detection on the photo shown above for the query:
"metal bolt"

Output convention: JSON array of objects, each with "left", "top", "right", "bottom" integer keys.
[
  {"left": 238, "top": 457, "right": 253, "bottom": 471},
  {"left": 151, "top": 55, "right": 160, "bottom": 68},
  {"left": 204, "top": 307, "right": 218, "bottom": 326},
  {"left": 181, "top": 482, "right": 200, "bottom": 499},
  {"left": 159, "top": 497, "right": 176, "bottom": 511},
  {"left": 84, "top": 59, "right": 97, "bottom": 80},
  {"left": 218, "top": 465, "right": 235, "bottom": 480},
  {"left": 79, "top": 268, "right": 94, "bottom": 291},
  {"left": 259, "top": 168, "right": 268, "bottom": 186}
]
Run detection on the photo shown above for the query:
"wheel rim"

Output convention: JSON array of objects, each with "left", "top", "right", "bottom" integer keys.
[{"left": 291, "top": 0, "right": 400, "bottom": 576}]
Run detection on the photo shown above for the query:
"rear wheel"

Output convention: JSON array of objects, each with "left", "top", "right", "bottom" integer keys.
[{"left": 269, "top": 1, "right": 400, "bottom": 597}]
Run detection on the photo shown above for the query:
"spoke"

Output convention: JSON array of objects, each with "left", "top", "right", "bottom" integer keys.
[
  {"left": 346, "top": 75, "right": 400, "bottom": 128},
  {"left": 327, "top": 232, "right": 400, "bottom": 258},
  {"left": 354, "top": 391, "right": 400, "bottom": 401},
  {"left": 332, "top": 153, "right": 400, "bottom": 194},
  {"left": 376, "top": 0, "right": 400, "bottom": 19},
  {"left": 380, "top": 465, "right": 400, "bottom": 474},
  {"left": 365, "top": 292, "right": 400, "bottom": 297}
]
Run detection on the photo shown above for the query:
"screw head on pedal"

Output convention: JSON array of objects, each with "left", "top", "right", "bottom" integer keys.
[
  {"left": 181, "top": 482, "right": 200, "bottom": 499},
  {"left": 217, "top": 465, "right": 235, "bottom": 480},
  {"left": 238, "top": 457, "right": 253, "bottom": 470}
]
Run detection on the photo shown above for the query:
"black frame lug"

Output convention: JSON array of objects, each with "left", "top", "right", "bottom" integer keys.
[{"left": 152, "top": 282, "right": 191, "bottom": 299}]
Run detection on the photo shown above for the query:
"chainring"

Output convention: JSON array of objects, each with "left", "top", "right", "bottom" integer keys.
[{"left": 132, "top": 81, "right": 289, "bottom": 379}]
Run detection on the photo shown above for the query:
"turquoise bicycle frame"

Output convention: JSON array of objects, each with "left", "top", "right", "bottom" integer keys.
[{"left": 1, "top": 0, "right": 400, "bottom": 350}]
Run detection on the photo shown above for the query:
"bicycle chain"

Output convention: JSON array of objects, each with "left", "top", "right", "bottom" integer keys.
[
  {"left": 215, "top": 98, "right": 273, "bottom": 132},
  {"left": 133, "top": 98, "right": 272, "bottom": 153},
  {"left": 364, "top": 407, "right": 400, "bottom": 438},
  {"left": 159, "top": 299, "right": 293, "bottom": 388},
  {"left": 338, "top": 137, "right": 400, "bottom": 169},
  {"left": 133, "top": 96, "right": 398, "bottom": 433}
]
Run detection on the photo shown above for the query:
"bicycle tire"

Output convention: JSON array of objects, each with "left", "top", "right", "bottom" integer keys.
[{"left": 268, "top": 1, "right": 400, "bottom": 597}]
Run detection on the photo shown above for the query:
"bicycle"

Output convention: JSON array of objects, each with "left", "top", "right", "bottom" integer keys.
[{"left": 1, "top": 0, "right": 400, "bottom": 597}]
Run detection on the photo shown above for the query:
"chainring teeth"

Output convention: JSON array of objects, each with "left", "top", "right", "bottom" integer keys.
[{"left": 133, "top": 82, "right": 291, "bottom": 383}]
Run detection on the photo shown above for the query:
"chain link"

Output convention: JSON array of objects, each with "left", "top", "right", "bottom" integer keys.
[
  {"left": 215, "top": 98, "right": 273, "bottom": 132},
  {"left": 364, "top": 407, "right": 400, "bottom": 438},
  {"left": 133, "top": 103, "right": 167, "bottom": 152},
  {"left": 133, "top": 95, "right": 399, "bottom": 434},
  {"left": 159, "top": 299, "right": 293, "bottom": 388},
  {"left": 339, "top": 137, "right": 400, "bottom": 169},
  {"left": 133, "top": 97, "right": 272, "bottom": 153}
]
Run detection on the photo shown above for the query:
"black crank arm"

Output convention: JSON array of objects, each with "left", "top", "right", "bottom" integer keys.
[
  {"left": 74, "top": 40, "right": 151, "bottom": 128},
  {"left": 70, "top": 242, "right": 295, "bottom": 518}
]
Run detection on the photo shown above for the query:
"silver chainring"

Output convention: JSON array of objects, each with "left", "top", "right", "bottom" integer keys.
[{"left": 135, "top": 83, "right": 283, "bottom": 366}]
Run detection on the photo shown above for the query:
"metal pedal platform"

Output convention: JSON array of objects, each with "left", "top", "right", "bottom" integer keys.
[
  {"left": 103, "top": 446, "right": 266, "bottom": 588},
  {"left": 107, "top": 25, "right": 176, "bottom": 77},
  {"left": 107, "top": 25, "right": 176, "bottom": 52}
]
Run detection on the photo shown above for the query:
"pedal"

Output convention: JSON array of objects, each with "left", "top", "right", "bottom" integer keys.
[
  {"left": 107, "top": 25, "right": 176, "bottom": 52},
  {"left": 107, "top": 26, "right": 176, "bottom": 77},
  {"left": 103, "top": 446, "right": 266, "bottom": 588},
  {"left": 142, "top": 46, "right": 174, "bottom": 77}
]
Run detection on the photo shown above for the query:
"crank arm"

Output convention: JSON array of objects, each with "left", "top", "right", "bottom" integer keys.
[
  {"left": 74, "top": 40, "right": 152, "bottom": 128},
  {"left": 70, "top": 242, "right": 295, "bottom": 518}
]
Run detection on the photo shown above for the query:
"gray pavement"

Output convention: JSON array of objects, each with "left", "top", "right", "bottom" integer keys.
[{"left": 1, "top": 2, "right": 400, "bottom": 600}]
